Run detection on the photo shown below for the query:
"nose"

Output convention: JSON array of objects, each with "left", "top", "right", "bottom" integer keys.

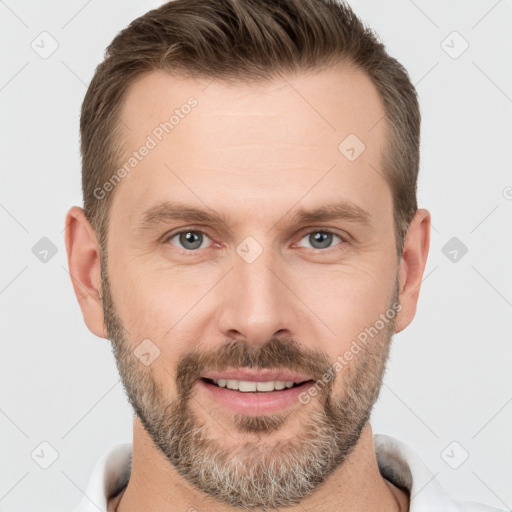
[{"left": 216, "top": 246, "right": 298, "bottom": 346}]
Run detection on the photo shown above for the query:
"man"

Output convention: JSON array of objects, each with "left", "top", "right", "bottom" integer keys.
[{"left": 65, "top": 0, "right": 503, "bottom": 510}]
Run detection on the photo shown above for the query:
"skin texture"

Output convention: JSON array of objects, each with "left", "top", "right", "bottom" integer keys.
[{"left": 65, "top": 63, "right": 430, "bottom": 511}]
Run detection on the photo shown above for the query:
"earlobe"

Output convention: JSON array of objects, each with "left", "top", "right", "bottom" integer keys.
[
  {"left": 394, "top": 209, "right": 431, "bottom": 334},
  {"left": 64, "top": 206, "right": 107, "bottom": 339}
]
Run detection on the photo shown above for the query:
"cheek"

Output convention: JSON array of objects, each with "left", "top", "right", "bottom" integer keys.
[
  {"left": 107, "top": 254, "right": 218, "bottom": 348},
  {"left": 292, "top": 260, "right": 397, "bottom": 348}
]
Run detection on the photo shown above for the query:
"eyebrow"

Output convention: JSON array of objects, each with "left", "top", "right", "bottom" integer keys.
[
  {"left": 137, "top": 200, "right": 372, "bottom": 232},
  {"left": 138, "top": 201, "right": 231, "bottom": 230},
  {"left": 287, "top": 202, "right": 371, "bottom": 228}
]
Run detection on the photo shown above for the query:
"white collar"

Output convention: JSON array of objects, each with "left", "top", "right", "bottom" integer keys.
[{"left": 72, "top": 434, "right": 503, "bottom": 511}]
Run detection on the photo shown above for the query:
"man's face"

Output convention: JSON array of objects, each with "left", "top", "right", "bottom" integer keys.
[{"left": 102, "top": 64, "right": 400, "bottom": 508}]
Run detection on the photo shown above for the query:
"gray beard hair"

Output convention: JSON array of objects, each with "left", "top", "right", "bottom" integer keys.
[{"left": 101, "top": 257, "right": 397, "bottom": 509}]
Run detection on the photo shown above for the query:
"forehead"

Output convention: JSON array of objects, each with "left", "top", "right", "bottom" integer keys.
[
  {"left": 111, "top": 64, "right": 390, "bottom": 230},
  {"left": 119, "top": 64, "right": 386, "bottom": 153}
]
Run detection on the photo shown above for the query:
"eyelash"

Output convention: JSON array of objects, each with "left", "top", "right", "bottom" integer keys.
[{"left": 163, "top": 228, "right": 347, "bottom": 255}]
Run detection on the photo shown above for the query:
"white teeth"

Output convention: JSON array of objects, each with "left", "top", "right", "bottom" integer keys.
[
  {"left": 226, "top": 379, "right": 239, "bottom": 390},
  {"left": 256, "top": 381, "right": 275, "bottom": 392},
  {"left": 211, "top": 379, "right": 301, "bottom": 392},
  {"left": 238, "top": 381, "right": 258, "bottom": 392}
]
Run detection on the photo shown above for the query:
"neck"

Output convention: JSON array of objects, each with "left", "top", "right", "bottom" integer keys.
[{"left": 115, "top": 419, "right": 409, "bottom": 512}]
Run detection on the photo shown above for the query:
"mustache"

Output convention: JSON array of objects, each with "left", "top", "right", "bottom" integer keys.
[{"left": 175, "top": 336, "right": 334, "bottom": 400}]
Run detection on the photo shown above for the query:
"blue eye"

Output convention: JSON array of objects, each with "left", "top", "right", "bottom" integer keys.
[
  {"left": 168, "top": 230, "right": 211, "bottom": 250},
  {"left": 165, "top": 229, "right": 344, "bottom": 253},
  {"left": 297, "top": 230, "right": 343, "bottom": 250}
]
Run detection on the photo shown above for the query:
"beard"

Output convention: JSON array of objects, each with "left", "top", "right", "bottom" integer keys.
[{"left": 101, "top": 255, "right": 398, "bottom": 510}]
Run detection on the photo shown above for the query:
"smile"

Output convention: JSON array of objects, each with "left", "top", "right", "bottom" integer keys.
[
  {"left": 198, "top": 376, "right": 315, "bottom": 415},
  {"left": 205, "top": 378, "right": 308, "bottom": 392}
]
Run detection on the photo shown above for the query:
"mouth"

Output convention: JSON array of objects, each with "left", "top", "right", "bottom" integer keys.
[
  {"left": 201, "top": 377, "right": 310, "bottom": 392},
  {"left": 197, "top": 370, "right": 315, "bottom": 415}
]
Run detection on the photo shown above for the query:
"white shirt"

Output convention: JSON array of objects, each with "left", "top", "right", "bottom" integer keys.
[{"left": 72, "top": 434, "right": 504, "bottom": 512}]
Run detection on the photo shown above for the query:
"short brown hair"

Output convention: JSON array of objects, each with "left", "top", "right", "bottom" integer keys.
[{"left": 80, "top": 0, "right": 420, "bottom": 255}]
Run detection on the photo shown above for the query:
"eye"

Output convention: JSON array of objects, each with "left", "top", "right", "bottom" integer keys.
[
  {"left": 167, "top": 230, "right": 212, "bottom": 251},
  {"left": 296, "top": 230, "right": 344, "bottom": 250}
]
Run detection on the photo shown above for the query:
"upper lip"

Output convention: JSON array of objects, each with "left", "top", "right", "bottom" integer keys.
[{"left": 201, "top": 369, "right": 313, "bottom": 383}]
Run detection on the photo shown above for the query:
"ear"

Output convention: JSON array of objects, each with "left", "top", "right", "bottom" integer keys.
[
  {"left": 395, "top": 209, "right": 431, "bottom": 333},
  {"left": 64, "top": 206, "right": 107, "bottom": 339}
]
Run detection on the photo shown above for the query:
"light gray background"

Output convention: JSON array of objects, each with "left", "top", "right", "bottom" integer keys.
[{"left": 1, "top": 1, "right": 511, "bottom": 511}]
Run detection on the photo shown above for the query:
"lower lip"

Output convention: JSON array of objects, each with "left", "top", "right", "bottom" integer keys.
[{"left": 197, "top": 378, "right": 313, "bottom": 415}]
